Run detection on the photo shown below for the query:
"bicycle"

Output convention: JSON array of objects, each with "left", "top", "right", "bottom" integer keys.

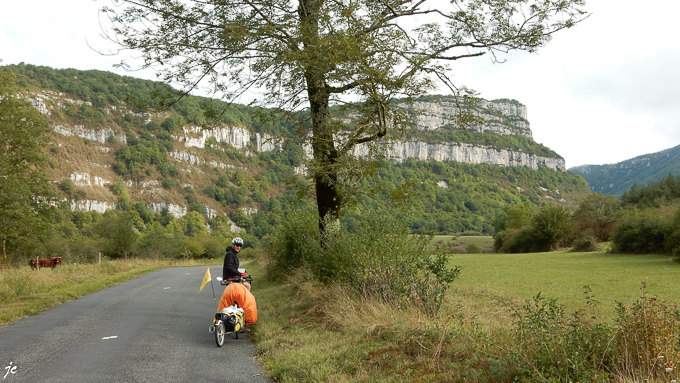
[{"left": 209, "top": 272, "right": 253, "bottom": 347}]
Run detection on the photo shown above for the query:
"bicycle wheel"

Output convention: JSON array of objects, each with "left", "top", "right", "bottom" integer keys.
[{"left": 215, "top": 321, "right": 225, "bottom": 347}]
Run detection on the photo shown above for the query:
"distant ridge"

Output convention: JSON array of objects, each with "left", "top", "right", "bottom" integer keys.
[{"left": 569, "top": 144, "right": 680, "bottom": 197}]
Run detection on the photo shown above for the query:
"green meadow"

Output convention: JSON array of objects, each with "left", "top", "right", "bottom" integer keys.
[{"left": 452, "top": 250, "right": 680, "bottom": 315}]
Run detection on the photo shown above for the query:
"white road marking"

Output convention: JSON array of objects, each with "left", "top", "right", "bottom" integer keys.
[
  {"left": 102, "top": 336, "right": 118, "bottom": 340},
  {"left": 164, "top": 287, "right": 171, "bottom": 289}
]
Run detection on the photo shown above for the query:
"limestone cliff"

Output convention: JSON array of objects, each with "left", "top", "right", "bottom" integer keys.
[
  {"left": 407, "top": 98, "right": 532, "bottom": 137},
  {"left": 339, "top": 97, "right": 562, "bottom": 170},
  {"left": 32, "top": 89, "right": 561, "bottom": 172},
  {"left": 351, "top": 141, "right": 564, "bottom": 171},
  {"left": 176, "top": 125, "right": 283, "bottom": 153}
]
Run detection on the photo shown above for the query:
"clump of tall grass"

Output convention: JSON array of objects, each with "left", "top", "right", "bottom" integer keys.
[
  {"left": 505, "top": 284, "right": 680, "bottom": 382},
  {"left": 615, "top": 283, "right": 680, "bottom": 382}
]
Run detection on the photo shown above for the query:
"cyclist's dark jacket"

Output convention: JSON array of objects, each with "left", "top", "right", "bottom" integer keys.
[{"left": 222, "top": 246, "right": 240, "bottom": 280}]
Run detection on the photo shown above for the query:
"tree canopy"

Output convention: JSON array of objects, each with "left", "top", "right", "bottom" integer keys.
[
  {"left": 0, "top": 69, "right": 59, "bottom": 262},
  {"left": 103, "top": 0, "right": 587, "bottom": 232}
]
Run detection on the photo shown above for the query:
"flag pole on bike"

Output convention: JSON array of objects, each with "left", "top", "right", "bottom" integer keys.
[{"left": 199, "top": 267, "right": 217, "bottom": 303}]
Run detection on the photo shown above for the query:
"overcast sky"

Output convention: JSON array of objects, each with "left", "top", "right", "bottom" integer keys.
[{"left": 2, "top": 0, "right": 678, "bottom": 168}]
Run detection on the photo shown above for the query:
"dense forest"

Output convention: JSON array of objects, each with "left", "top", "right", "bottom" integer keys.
[{"left": 570, "top": 144, "right": 680, "bottom": 197}]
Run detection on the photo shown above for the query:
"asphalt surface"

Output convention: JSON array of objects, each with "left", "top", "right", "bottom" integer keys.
[{"left": 0, "top": 265, "right": 272, "bottom": 382}]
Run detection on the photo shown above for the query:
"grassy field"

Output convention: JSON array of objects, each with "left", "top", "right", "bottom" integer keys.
[{"left": 451, "top": 250, "right": 680, "bottom": 316}]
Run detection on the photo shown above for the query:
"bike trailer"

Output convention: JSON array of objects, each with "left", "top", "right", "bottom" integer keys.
[{"left": 219, "top": 303, "right": 245, "bottom": 333}]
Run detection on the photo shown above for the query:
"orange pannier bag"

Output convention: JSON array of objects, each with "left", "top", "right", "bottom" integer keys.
[{"left": 217, "top": 282, "right": 258, "bottom": 325}]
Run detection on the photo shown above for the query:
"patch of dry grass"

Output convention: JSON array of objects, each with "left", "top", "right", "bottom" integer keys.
[{"left": 253, "top": 267, "right": 520, "bottom": 382}]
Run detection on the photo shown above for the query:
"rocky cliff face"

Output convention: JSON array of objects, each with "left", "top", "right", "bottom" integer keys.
[
  {"left": 351, "top": 140, "right": 565, "bottom": 171},
  {"left": 339, "top": 98, "right": 563, "bottom": 170},
  {"left": 34, "top": 89, "right": 560, "bottom": 171},
  {"left": 176, "top": 125, "right": 282, "bottom": 152},
  {"left": 407, "top": 98, "right": 532, "bottom": 137}
]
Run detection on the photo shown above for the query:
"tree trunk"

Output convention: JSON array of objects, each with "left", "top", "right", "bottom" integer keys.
[
  {"left": 300, "top": 0, "right": 342, "bottom": 234},
  {"left": 308, "top": 80, "right": 342, "bottom": 233},
  {"left": 312, "top": 139, "right": 341, "bottom": 233}
]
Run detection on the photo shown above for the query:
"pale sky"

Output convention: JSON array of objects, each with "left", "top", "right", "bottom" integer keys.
[{"left": 2, "top": 0, "right": 678, "bottom": 168}]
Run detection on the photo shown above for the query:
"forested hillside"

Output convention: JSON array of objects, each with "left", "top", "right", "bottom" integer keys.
[
  {"left": 6, "top": 64, "right": 590, "bottom": 247},
  {"left": 570, "top": 144, "right": 680, "bottom": 197}
]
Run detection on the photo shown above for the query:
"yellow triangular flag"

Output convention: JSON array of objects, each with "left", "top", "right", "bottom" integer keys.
[{"left": 199, "top": 267, "right": 211, "bottom": 292}]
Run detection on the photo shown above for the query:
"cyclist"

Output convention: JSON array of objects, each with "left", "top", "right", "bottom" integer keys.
[{"left": 223, "top": 237, "right": 249, "bottom": 288}]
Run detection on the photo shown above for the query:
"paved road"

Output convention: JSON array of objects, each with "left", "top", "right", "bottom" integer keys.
[{"left": 0, "top": 265, "right": 271, "bottom": 382}]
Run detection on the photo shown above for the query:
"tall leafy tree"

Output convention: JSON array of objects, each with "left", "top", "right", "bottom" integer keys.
[
  {"left": 573, "top": 192, "right": 621, "bottom": 241},
  {"left": 531, "top": 205, "right": 573, "bottom": 251},
  {"left": 0, "top": 69, "right": 58, "bottom": 262},
  {"left": 103, "top": 0, "right": 586, "bottom": 232}
]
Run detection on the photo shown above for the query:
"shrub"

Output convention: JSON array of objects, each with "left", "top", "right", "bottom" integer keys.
[
  {"left": 59, "top": 178, "right": 75, "bottom": 196},
  {"left": 494, "top": 205, "right": 572, "bottom": 253},
  {"left": 175, "top": 238, "right": 205, "bottom": 259},
  {"left": 510, "top": 291, "right": 616, "bottom": 382},
  {"left": 573, "top": 193, "right": 621, "bottom": 242},
  {"left": 571, "top": 234, "right": 598, "bottom": 252},
  {"left": 611, "top": 216, "right": 666, "bottom": 254},
  {"left": 499, "top": 227, "right": 541, "bottom": 253},
  {"left": 664, "top": 209, "right": 680, "bottom": 256},
  {"left": 530, "top": 205, "right": 573, "bottom": 251},
  {"left": 162, "top": 178, "right": 178, "bottom": 189},
  {"left": 199, "top": 235, "right": 225, "bottom": 259},
  {"left": 465, "top": 243, "right": 482, "bottom": 254},
  {"left": 267, "top": 208, "right": 460, "bottom": 316},
  {"left": 70, "top": 237, "right": 104, "bottom": 263},
  {"left": 265, "top": 206, "right": 320, "bottom": 279},
  {"left": 493, "top": 229, "right": 509, "bottom": 251}
]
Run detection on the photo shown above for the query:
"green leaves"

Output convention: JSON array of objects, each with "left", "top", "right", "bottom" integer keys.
[
  {"left": 101, "top": 0, "right": 588, "bottom": 233},
  {"left": 0, "top": 69, "right": 59, "bottom": 262}
]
